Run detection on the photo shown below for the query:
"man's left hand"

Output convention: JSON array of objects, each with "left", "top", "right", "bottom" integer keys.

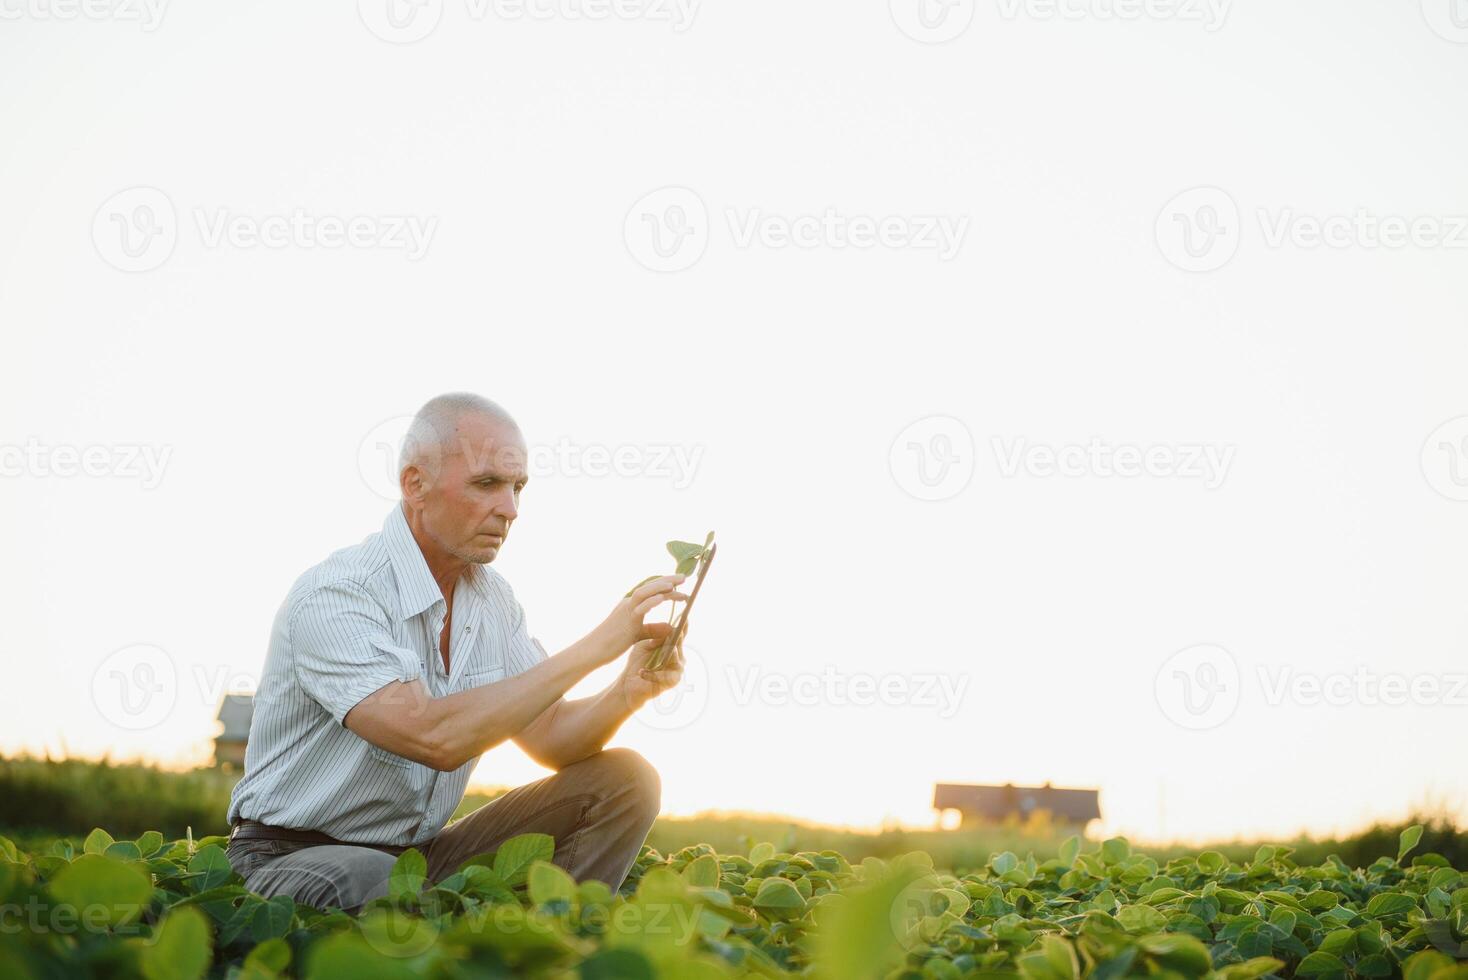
[{"left": 620, "top": 623, "right": 686, "bottom": 708}]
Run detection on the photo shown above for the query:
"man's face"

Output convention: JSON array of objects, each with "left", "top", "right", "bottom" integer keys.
[{"left": 411, "top": 412, "right": 528, "bottom": 565}]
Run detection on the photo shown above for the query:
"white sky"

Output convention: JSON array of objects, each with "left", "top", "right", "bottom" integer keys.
[{"left": 3, "top": 0, "right": 1467, "bottom": 844}]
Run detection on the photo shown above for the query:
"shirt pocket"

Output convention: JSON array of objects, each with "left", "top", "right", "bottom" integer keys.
[
  {"left": 367, "top": 743, "right": 418, "bottom": 770},
  {"left": 461, "top": 664, "right": 506, "bottom": 690}
]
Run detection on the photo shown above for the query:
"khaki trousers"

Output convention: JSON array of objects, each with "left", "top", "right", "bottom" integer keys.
[{"left": 226, "top": 748, "right": 660, "bottom": 912}]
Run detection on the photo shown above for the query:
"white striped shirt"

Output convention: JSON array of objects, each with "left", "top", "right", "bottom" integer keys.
[{"left": 227, "top": 502, "right": 548, "bottom": 846}]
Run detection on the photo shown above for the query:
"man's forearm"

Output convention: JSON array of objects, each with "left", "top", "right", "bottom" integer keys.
[
  {"left": 396, "top": 627, "right": 625, "bottom": 770},
  {"left": 521, "top": 683, "right": 646, "bottom": 769}
]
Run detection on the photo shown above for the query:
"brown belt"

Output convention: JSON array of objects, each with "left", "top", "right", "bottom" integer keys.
[{"left": 228, "top": 819, "right": 410, "bottom": 856}]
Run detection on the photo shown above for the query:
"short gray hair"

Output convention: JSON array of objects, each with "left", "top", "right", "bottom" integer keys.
[{"left": 398, "top": 392, "right": 519, "bottom": 479}]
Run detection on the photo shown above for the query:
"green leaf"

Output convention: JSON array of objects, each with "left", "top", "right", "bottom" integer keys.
[
  {"left": 682, "top": 853, "right": 720, "bottom": 888},
  {"left": 218, "top": 898, "right": 260, "bottom": 946},
  {"left": 459, "top": 865, "right": 515, "bottom": 903},
  {"left": 749, "top": 841, "right": 776, "bottom": 864},
  {"left": 1100, "top": 837, "right": 1131, "bottom": 865},
  {"left": 83, "top": 827, "right": 115, "bottom": 855},
  {"left": 173, "top": 885, "right": 246, "bottom": 925},
  {"left": 1116, "top": 904, "right": 1167, "bottom": 933},
  {"left": 1295, "top": 951, "right": 1348, "bottom": 976},
  {"left": 1057, "top": 836, "right": 1079, "bottom": 868},
  {"left": 1031, "top": 935, "right": 1079, "bottom": 980},
  {"left": 1364, "top": 892, "right": 1417, "bottom": 918},
  {"left": 666, "top": 540, "right": 705, "bottom": 564},
  {"left": 357, "top": 908, "right": 440, "bottom": 958},
  {"left": 1215, "top": 957, "right": 1284, "bottom": 980},
  {"left": 1237, "top": 926, "right": 1274, "bottom": 958},
  {"left": 811, "top": 865, "right": 928, "bottom": 979},
  {"left": 1404, "top": 950, "right": 1456, "bottom": 980},
  {"left": 1267, "top": 907, "right": 1297, "bottom": 937},
  {"left": 1137, "top": 932, "right": 1212, "bottom": 974},
  {"left": 666, "top": 539, "right": 708, "bottom": 577},
  {"left": 187, "top": 844, "right": 232, "bottom": 893},
  {"left": 1196, "top": 850, "right": 1227, "bottom": 874},
  {"left": 305, "top": 932, "right": 419, "bottom": 980},
  {"left": 136, "top": 831, "right": 166, "bottom": 857},
  {"left": 1318, "top": 927, "right": 1357, "bottom": 956},
  {"left": 243, "top": 937, "right": 292, "bottom": 974},
  {"left": 1090, "top": 947, "right": 1139, "bottom": 980},
  {"left": 105, "top": 841, "right": 143, "bottom": 862},
  {"left": 1143, "top": 887, "right": 1189, "bottom": 906},
  {"left": 527, "top": 860, "right": 575, "bottom": 907},
  {"left": 48, "top": 854, "right": 153, "bottom": 928},
  {"left": 1399, "top": 824, "right": 1425, "bottom": 862},
  {"left": 250, "top": 895, "right": 294, "bottom": 941},
  {"left": 1356, "top": 954, "right": 1394, "bottom": 977},
  {"left": 139, "top": 906, "right": 212, "bottom": 980},
  {"left": 389, "top": 847, "right": 427, "bottom": 903},
  {"left": 752, "top": 876, "right": 806, "bottom": 920},
  {"left": 492, "top": 833, "right": 555, "bottom": 887},
  {"left": 579, "top": 948, "right": 656, "bottom": 980}
]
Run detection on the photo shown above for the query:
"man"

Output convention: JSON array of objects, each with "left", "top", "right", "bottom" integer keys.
[{"left": 226, "top": 393, "right": 688, "bottom": 911}]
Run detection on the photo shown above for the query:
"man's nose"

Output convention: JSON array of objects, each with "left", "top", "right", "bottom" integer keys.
[{"left": 495, "top": 489, "right": 518, "bottom": 521}]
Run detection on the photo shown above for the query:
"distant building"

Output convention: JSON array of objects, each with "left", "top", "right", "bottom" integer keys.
[
  {"left": 214, "top": 695, "right": 254, "bottom": 769},
  {"left": 933, "top": 782, "right": 1100, "bottom": 830}
]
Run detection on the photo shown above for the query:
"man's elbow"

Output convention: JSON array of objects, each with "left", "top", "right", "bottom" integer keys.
[
  {"left": 418, "top": 722, "right": 502, "bottom": 772},
  {"left": 419, "top": 731, "right": 469, "bottom": 772}
]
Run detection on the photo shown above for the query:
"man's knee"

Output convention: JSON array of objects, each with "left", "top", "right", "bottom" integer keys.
[{"left": 584, "top": 747, "right": 660, "bottom": 818}]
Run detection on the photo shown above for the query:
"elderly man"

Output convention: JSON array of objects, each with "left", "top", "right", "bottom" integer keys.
[{"left": 226, "top": 393, "right": 688, "bottom": 911}]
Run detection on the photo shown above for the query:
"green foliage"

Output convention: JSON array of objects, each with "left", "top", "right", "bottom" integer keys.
[
  {"left": 3, "top": 827, "right": 1466, "bottom": 979},
  {"left": 624, "top": 532, "right": 716, "bottom": 671},
  {"left": 388, "top": 847, "right": 427, "bottom": 904},
  {"left": 0, "top": 756, "right": 238, "bottom": 839},
  {"left": 623, "top": 533, "right": 714, "bottom": 597},
  {"left": 137, "top": 906, "right": 212, "bottom": 980}
]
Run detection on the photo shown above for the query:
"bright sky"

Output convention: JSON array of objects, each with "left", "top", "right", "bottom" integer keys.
[{"left": 3, "top": 1, "right": 1467, "bottom": 845}]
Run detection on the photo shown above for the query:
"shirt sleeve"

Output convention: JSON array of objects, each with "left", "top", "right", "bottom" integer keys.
[{"left": 289, "top": 580, "right": 423, "bottom": 725}]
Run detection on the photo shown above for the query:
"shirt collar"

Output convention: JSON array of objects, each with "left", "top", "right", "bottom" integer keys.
[
  {"left": 382, "top": 503, "right": 493, "bottom": 621},
  {"left": 383, "top": 503, "right": 446, "bottom": 621}
]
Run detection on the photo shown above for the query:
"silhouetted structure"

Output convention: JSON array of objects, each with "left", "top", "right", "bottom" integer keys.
[
  {"left": 933, "top": 782, "right": 1100, "bottom": 829},
  {"left": 214, "top": 695, "right": 253, "bottom": 769}
]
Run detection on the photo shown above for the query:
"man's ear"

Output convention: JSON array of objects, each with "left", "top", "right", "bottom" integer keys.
[{"left": 400, "top": 464, "right": 427, "bottom": 503}]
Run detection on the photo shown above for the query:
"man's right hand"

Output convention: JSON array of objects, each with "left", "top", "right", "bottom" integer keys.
[{"left": 598, "top": 575, "right": 687, "bottom": 656}]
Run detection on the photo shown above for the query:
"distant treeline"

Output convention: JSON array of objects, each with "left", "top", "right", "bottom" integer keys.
[
  {"left": 1, "top": 754, "right": 1461, "bottom": 871},
  {"left": 0, "top": 755, "right": 503, "bottom": 843}
]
